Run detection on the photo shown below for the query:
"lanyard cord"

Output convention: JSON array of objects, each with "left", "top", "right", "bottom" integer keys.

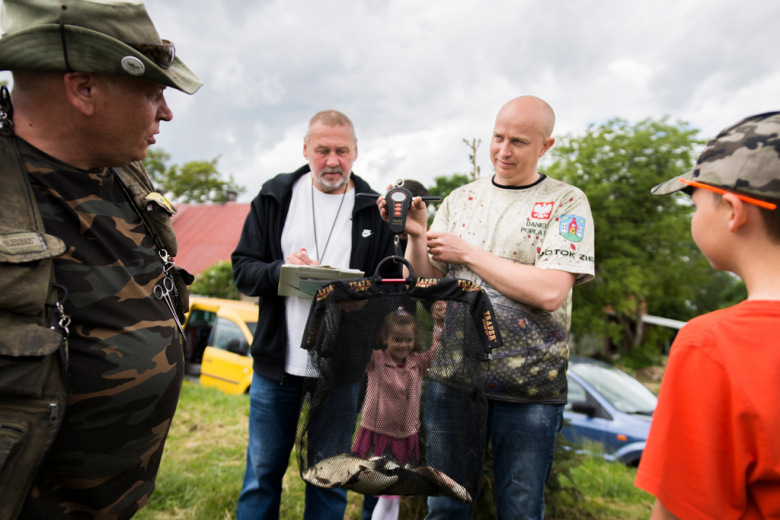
[{"left": 310, "top": 175, "right": 348, "bottom": 263}]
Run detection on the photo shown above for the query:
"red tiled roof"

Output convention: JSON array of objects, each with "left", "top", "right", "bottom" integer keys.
[{"left": 170, "top": 202, "right": 251, "bottom": 275}]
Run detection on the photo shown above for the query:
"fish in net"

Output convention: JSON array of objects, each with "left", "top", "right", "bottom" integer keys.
[{"left": 296, "top": 272, "right": 501, "bottom": 502}]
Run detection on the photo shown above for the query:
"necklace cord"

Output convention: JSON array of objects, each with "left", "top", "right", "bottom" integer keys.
[{"left": 310, "top": 175, "right": 349, "bottom": 263}]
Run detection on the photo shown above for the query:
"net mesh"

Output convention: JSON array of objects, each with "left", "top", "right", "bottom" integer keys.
[{"left": 296, "top": 275, "right": 501, "bottom": 503}]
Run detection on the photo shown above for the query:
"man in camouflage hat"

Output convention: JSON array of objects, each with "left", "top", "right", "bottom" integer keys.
[
  {"left": 0, "top": 0, "right": 201, "bottom": 518},
  {"left": 384, "top": 96, "right": 595, "bottom": 519},
  {"left": 636, "top": 112, "right": 780, "bottom": 519}
]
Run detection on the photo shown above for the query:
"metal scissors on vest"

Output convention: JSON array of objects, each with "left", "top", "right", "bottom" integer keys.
[{"left": 154, "top": 275, "right": 186, "bottom": 340}]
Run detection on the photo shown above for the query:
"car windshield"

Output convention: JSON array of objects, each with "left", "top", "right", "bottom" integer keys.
[
  {"left": 246, "top": 322, "right": 258, "bottom": 336},
  {"left": 570, "top": 362, "right": 657, "bottom": 415}
]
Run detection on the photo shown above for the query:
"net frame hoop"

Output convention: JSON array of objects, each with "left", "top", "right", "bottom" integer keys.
[{"left": 372, "top": 255, "right": 416, "bottom": 284}]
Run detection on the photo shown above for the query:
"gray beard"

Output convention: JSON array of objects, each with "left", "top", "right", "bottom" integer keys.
[{"left": 311, "top": 168, "right": 349, "bottom": 193}]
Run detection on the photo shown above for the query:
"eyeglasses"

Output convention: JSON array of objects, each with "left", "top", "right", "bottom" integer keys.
[
  {"left": 124, "top": 39, "right": 176, "bottom": 69},
  {"left": 678, "top": 178, "right": 777, "bottom": 210}
]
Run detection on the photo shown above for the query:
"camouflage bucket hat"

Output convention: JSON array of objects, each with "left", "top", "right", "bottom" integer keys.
[
  {"left": 652, "top": 111, "right": 780, "bottom": 201},
  {"left": 0, "top": 0, "right": 202, "bottom": 94}
]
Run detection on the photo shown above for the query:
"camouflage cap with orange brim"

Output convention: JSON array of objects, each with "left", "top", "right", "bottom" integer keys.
[
  {"left": 0, "top": 0, "right": 201, "bottom": 94},
  {"left": 651, "top": 111, "right": 780, "bottom": 201}
]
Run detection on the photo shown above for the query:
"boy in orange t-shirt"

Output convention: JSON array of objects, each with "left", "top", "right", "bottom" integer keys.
[{"left": 634, "top": 112, "right": 780, "bottom": 520}]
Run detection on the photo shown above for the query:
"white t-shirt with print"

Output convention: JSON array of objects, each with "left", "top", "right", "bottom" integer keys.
[
  {"left": 429, "top": 175, "right": 594, "bottom": 404},
  {"left": 281, "top": 174, "right": 355, "bottom": 376}
]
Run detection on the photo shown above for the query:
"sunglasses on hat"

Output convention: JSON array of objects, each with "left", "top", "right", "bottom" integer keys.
[
  {"left": 124, "top": 39, "right": 176, "bottom": 69},
  {"left": 678, "top": 178, "right": 777, "bottom": 210}
]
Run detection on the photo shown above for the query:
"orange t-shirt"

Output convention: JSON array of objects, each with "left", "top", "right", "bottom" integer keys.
[{"left": 635, "top": 300, "right": 780, "bottom": 520}]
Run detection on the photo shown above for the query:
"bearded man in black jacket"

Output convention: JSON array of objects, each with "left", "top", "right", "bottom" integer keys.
[{"left": 232, "top": 110, "right": 396, "bottom": 520}]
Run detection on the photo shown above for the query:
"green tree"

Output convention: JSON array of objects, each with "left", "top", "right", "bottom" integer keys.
[
  {"left": 545, "top": 117, "right": 745, "bottom": 355},
  {"left": 144, "top": 147, "right": 170, "bottom": 186},
  {"left": 189, "top": 261, "right": 240, "bottom": 300},
  {"left": 657, "top": 273, "right": 747, "bottom": 324},
  {"left": 428, "top": 173, "right": 471, "bottom": 200},
  {"left": 143, "top": 147, "right": 245, "bottom": 204}
]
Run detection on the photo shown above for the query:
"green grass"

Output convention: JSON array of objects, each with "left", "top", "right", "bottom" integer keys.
[
  {"left": 134, "top": 382, "right": 365, "bottom": 520},
  {"left": 137, "top": 382, "right": 653, "bottom": 519},
  {"left": 548, "top": 451, "right": 654, "bottom": 519},
  {"left": 134, "top": 382, "right": 247, "bottom": 519}
]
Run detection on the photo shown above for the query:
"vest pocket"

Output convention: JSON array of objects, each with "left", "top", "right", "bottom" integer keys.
[
  {"left": 0, "top": 352, "right": 61, "bottom": 398},
  {"left": 0, "top": 260, "right": 54, "bottom": 316},
  {"left": 0, "top": 398, "right": 65, "bottom": 520},
  {"left": 0, "top": 230, "right": 65, "bottom": 317},
  {"left": 0, "top": 415, "right": 29, "bottom": 473}
]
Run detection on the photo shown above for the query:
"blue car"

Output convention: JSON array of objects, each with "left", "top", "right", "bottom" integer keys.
[{"left": 562, "top": 355, "right": 658, "bottom": 466}]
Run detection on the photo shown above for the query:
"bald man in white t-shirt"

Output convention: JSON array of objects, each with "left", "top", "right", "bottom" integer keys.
[{"left": 380, "top": 96, "right": 595, "bottom": 519}]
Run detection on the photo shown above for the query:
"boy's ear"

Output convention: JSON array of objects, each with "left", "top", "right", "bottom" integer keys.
[{"left": 722, "top": 193, "right": 749, "bottom": 233}]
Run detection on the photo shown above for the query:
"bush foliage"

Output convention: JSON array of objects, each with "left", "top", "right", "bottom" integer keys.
[{"left": 190, "top": 260, "right": 240, "bottom": 300}]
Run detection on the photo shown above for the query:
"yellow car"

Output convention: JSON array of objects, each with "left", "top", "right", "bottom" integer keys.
[{"left": 183, "top": 296, "right": 257, "bottom": 395}]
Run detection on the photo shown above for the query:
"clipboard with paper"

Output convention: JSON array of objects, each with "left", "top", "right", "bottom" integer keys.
[{"left": 278, "top": 265, "right": 365, "bottom": 298}]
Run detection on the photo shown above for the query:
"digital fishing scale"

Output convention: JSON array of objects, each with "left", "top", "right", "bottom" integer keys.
[{"left": 357, "top": 180, "right": 442, "bottom": 235}]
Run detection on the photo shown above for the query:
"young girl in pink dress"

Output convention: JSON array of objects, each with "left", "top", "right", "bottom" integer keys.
[{"left": 354, "top": 303, "right": 445, "bottom": 520}]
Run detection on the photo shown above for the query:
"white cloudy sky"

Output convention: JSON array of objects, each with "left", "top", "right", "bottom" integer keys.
[{"left": 11, "top": 0, "right": 780, "bottom": 199}]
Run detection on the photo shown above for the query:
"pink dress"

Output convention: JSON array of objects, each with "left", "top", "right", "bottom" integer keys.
[{"left": 353, "top": 336, "right": 441, "bottom": 464}]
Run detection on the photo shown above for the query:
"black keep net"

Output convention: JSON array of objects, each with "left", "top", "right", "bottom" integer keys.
[{"left": 296, "top": 267, "right": 502, "bottom": 503}]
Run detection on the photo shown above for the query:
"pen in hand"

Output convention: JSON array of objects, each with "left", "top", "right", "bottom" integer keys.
[{"left": 295, "top": 247, "right": 318, "bottom": 266}]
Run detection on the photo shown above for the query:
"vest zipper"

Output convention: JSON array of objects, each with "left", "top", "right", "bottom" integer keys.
[
  {"left": 48, "top": 403, "right": 59, "bottom": 423},
  {"left": 2, "top": 402, "right": 61, "bottom": 422}
]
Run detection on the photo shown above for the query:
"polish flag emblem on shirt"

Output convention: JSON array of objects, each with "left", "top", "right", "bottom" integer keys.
[{"left": 531, "top": 202, "right": 554, "bottom": 220}]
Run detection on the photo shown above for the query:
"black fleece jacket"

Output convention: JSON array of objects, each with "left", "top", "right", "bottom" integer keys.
[{"left": 231, "top": 165, "right": 398, "bottom": 381}]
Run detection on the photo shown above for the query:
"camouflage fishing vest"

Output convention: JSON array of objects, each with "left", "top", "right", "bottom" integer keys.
[
  {"left": 0, "top": 133, "right": 192, "bottom": 520},
  {"left": 0, "top": 133, "right": 69, "bottom": 520}
]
